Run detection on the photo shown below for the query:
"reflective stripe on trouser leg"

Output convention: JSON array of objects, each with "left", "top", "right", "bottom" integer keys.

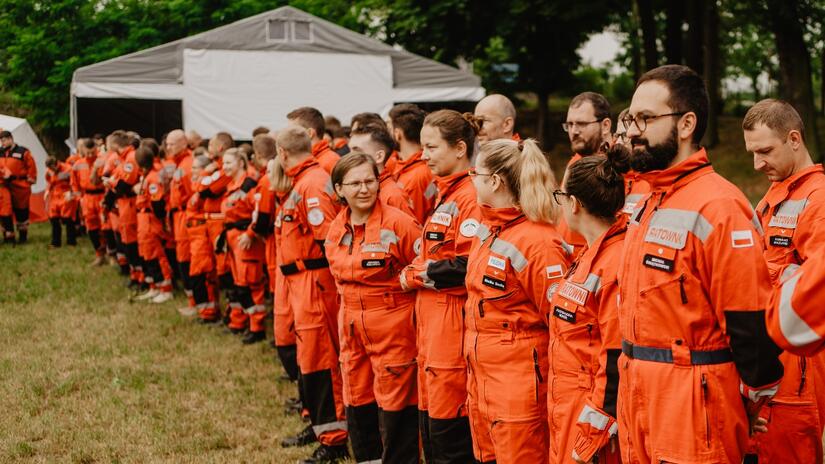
[
  {"left": 303, "top": 369, "right": 348, "bottom": 446},
  {"left": 346, "top": 402, "right": 383, "bottom": 463},
  {"left": 379, "top": 405, "right": 420, "bottom": 464}
]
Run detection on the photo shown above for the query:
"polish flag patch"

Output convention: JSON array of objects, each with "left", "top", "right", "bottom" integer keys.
[
  {"left": 546, "top": 264, "right": 564, "bottom": 279},
  {"left": 731, "top": 230, "right": 754, "bottom": 248}
]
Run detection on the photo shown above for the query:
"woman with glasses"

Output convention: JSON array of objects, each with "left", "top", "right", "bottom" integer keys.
[
  {"left": 325, "top": 152, "right": 422, "bottom": 464},
  {"left": 464, "top": 138, "right": 571, "bottom": 463},
  {"left": 400, "top": 109, "right": 481, "bottom": 462},
  {"left": 548, "top": 143, "right": 630, "bottom": 464}
]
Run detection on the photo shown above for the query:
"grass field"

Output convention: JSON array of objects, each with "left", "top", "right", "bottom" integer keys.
[{"left": 0, "top": 225, "right": 313, "bottom": 463}]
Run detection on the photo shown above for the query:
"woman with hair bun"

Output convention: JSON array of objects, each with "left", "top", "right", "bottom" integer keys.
[
  {"left": 464, "top": 137, "right": 571, "bottom": 463},
  {"left": 548, "top": 143, "right": 630, "bottom": 464},
  {"left": 400, "top": 109, "right": 481, "bottom": 462}
]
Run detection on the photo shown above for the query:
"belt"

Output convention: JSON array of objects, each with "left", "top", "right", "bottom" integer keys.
[
  {"left": 224, "top": 219, "right": 251, "bottom": 231},
  {"left": 621, "top": 340, "right": 733, "bottom": 365},
  {"left": 204, "top": 212, "right": 224, "bottom": 220},
  {"left": 84, "top": 188, "right": 105, "bottom": 194},
  {"left": 280, "top": 257, "right": 329, "bottom": 276}
]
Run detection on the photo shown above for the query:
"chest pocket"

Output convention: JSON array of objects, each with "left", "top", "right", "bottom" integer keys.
[{"left": 359, "top": 242, "right": 396, "bottom": 278}]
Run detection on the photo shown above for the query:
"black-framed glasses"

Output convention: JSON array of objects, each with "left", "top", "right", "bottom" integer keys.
[
  {"left": 468, "top": 167, "right": 497, "bottom": 178},
  {"left": 552, "top": 189, "right": 572, "bottom": 205},
  {"left": 621, "top": 112, "right": 687, "bottom": 133},
  {"left": 562, "top": 120, "right": 600, "bottom": 133}
]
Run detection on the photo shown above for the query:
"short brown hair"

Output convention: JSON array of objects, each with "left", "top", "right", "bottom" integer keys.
[
  {"left": 212, "top": 132, "right": 235, "bottom": 152},
  {"left": 287, "top": 107, "right": 325, "bottom": 137},
  {"left": 330, "top": 152, "right": 379, "bottom": 204},
  {"left": 252, "top": 126, "right": 270, "bottom": 138},
  {"left": 742, "top": 98, "right": 805, "bottom": 141},
  {"left": 350, "top": 123, "right": 395, "bottom": 153},
  {"left": 389, "top": 103, "right": 426, "bottom": 144},
  {"left": 351, "top": 112, "right": 386, "bottom": 130},
  {"left": 569, "top": 92, "right": 611, "bottom": 121},
  {"left": 636, "top": 64, "right": 708, "bottom": 145},
  {"left": 423, "top": 110, "right": 480, "bottom": 159},
  {"left": 109, "top": 130, "right": 130, "bottom": 150},
  {"left": 277, "top": 125, "right": 312, "bottom": 155},
  {"left": 252, "top": 134, "right": 277, "bottom": 160}
]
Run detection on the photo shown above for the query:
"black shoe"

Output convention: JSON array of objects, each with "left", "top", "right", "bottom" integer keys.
[
  {"left": 126, "top": 279, "right": 140, "bottom": 290},
  {"left": 299, "top": 444, "right": 349, "bottom": 463},
  {"left": 281, "top": 425, "right": 317, "bottom": 448},
  {"left": 17, "top": 231, "right": 27, "bottom": 243},
  {"left": 242, "top": 331, "right": 265, "bottom": 345},
  {"left": 197, "top": 317, "right": 220, "bottom": 325},
  {"left": 226, "top": 327, "right": 245, "bottom": 335}
]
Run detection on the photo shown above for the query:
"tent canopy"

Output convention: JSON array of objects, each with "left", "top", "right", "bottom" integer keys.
[
  {"left": 71, "top": 6, "right": 484, "bottom": 140},
  {"left": 0, "top": 114, "right": 49, "bottom": 192}
]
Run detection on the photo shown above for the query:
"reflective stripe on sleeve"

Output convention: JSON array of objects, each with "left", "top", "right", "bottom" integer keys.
[{"left": 778, "top": 269, "right": 821, "bottom": 348}]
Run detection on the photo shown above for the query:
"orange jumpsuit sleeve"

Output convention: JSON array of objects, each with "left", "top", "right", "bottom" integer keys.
[
  {"left": 699, "top": 201, "right": 783, "bottom": 397},
  {"left": 767, "top": 250, "right": 825, "bottom": 356},
  {"left": 196, "top": 170, "right": 232, "bottom": 197},
  {"left": 394, "top": 212, "right": 423, "bottom": 267},
  {"left": 520, "top": 238, "right": 569, "bottom": 316},
  {"left": 572, "top": 279, "right": 621, "bottom": 462},
  {"left": 24, "top": 150, "right": 36, "bottom": 183},
  {"left": 297, "top": 180, "right": 338, "bottom": 243}
]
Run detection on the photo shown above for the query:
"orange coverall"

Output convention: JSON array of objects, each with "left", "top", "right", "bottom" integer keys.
[
  {"left": 464, "top": 206, "right": 570, "bottom": 463},
  {"left": 325, "top": 199, "right": 421, "bottom": 464},
  {"left": 549, "top": 220, "right": 625, "bottom": 464},
  {"left": 194, "top": 162, "right": 233, "bottom": 319},
  {"left": 750, "top": 164, "right": 825, "bottom": 464},
  {"left": 111, "top": 145, "right": 142, "bottom": 284},
  {"left": 378, "top": 166, "right": 415, "bottom": 219},
  {"left": 45, "top": 161, "right": 77, "bottom": 247},
  {"left": 136, "top": 163, "right": 172, "bottom": 293},
  {"left": 617, "top": 149, "right": 784, "bottom": 464},
  {"left": 278, "top": 156, "right": 346, "bottom": 446},
  {"left": 393, "top": 150, "right": 437, "bottom": 225},
  {"left": 0, "top": 144, "right": 37, "bottom": 240},
  {"left": 311, "top": 139, "right": 340, "bottom": 174},
  {"left": 169, "top": 148, "right": 194, "bottom": 306},
  {"left": 400, "top": 170, "right": 480, "bottom": 463},
  {"left": 71, "top": 151, "right": 106, "bottom": 256}
]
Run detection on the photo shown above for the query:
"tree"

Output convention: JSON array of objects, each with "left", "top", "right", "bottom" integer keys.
[
  {"left": 665, "top": 1, "right": 684, "bottom": 65},
  {"left": 702, "top": 0, "right": 720, "bottom": 147},
  {"left": 635, "top": 0, "right": 659, "bottom": 70}
]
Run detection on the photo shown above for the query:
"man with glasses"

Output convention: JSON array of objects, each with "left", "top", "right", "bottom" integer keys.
[
  {"left": 616, "top": 65, "right": 783, "bottom": 464},
  {"left": 474, "top": 94, "right": 519, "bottom": 142}
]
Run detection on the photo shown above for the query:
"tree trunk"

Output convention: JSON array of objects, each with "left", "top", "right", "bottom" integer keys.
[
  {"left": 629, "top": 8, "right": 643, "bottom": 81},
  {"left": 536, "top": 89, "right": 550, "bottom": 149},
  {"left": 702, "top": 0, "right": 720, "bottom": 148},
  {"left": 821, "top": 47, "right": 824, "bottom": 116},
  {"left": 766, "top": 0, "right": 821, "bottom": 160},
  {"left": 685, "top": 0, "right": 705, "bottom": 75},
  {"left": 635, "top": 0, "right": 658, "bottom": 70},
  {"left": 751, "top": 73, "right": 761, "bottom": 103},
  {"left": 665, "top": 1, "right": 684, "bottom": 64}
]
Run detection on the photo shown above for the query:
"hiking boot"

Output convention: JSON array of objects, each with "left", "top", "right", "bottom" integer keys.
[
  {"left": 90, "top": 256, "right": 105, "bottom": 267},
  {"left": 135, "top": 288, "right": 159, "bottom": 301},
  {"left": 242, "top": 331, "right": 265, "bottom": 345},
  {"left": 281, "top": 425, "right": 317, "bottom": 448},
  {"left": 151, "top": 292, "right": 173, "bottom": 304},
  {"left": 298, "top": 444, "right": 349, "bottom": 463},
  {"left": 177, "top": 306, "right": 197, "bottom": 317}
]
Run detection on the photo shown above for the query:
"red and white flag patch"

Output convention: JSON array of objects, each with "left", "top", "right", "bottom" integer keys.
[{"left": 731, "top": 230, "right": 754, "bottom": 248}]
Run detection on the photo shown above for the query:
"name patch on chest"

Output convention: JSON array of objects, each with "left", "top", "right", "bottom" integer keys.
[
  {"left": 430, "top": 212, "right": 452, "bottom": 227},
  {"left": 557, "top": 282, "right": 589, "bottom": 306},
  {"left": 487, "top": 256, "right": 507, "bottom": 271},
  {"left": 482, "top": 275, "right": 506, "bottom": 290},
  {"left": 426, "top": 231, "right": 445, "bottom": 241},
  {"left": 553, "top": 306, "right": 576, "bottom": 323},
  {"left": 362, "top": 259, "right": 386, "bottom": 268},
  {"left": 769, "top": 235, "right": 791, "bottom": 247},
  {"left": 768, "top": 214, "right": 798, "bottom": 229},
  {"left": 643, "top": 254, "right": 674, "bottom": 272},
  {"left": 644, "top": 226, "right": 687, "bottom": 249}
]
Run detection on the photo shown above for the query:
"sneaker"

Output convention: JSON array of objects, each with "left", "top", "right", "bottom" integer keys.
[
  {"left": 281, "top": 425, "right": 317, "bottom": 448},
  {"left": 108, "top": 256, "right": 118, "bottom": 266},
  {"left": 298, "top": 444, "right": 349, "bottom": 463},
  {"left": 242, "top": 331, "right": 266, "bottom": 345},
  {"left": 177, "top": 306, "right": 197, "bottom": 317},
  {"left": 151, "top": 292, "right": 173, "bottom": 304},
  {"left": 135, "top": 288, "right": 159, "bottom": 301},
  {"left": 90, "top": 256, "right": 105, "bottom": 267}
]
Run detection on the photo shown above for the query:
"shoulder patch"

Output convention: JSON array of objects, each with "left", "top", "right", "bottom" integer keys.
[
  {"left": 307, "top": 208, "right": 325, "bottom": 226},
  {"left": 306, "top": 197, "right": 320, "bottom": 208},
  {"left": 459, "top": 219, "right": 480, "bottom": 238},
  {"left": 413, "top": 238, "right": 422, "bottom": 255},
  {"left": 123, "top": 163, "right": 134, "bottom": 173},
  {"left": 546, "top": 264, "right": 565, "bottom": 279},
  {"left": 546, "top": 282, "right": 560, "bottom": 302},
  {"left": 731, "top": 230, "right": 754, "bottom": 248},
  {"left": 148, "top": 184, "right": 159, "bottom": 195}
]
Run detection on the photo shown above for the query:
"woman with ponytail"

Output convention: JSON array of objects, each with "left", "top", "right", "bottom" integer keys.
[
  {"left": 463, "top": 138, "right": 571, "bottom": 463},
  {"left": 399, "top": 110, "right": 481, "bottom": 462},
  {"left": 547, "top": 143, "right": 630, "bottom": 464}
]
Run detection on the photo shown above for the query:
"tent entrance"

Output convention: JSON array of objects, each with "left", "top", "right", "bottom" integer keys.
[{"left": 76, "top": 98, "right": 182, "bottom": 139}]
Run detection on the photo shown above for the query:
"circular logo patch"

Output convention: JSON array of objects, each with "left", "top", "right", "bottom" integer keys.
[
  {"left": 459, "top": 219, "right": 480, "bottom": 238},
  {"left": 307, "top": 208, "right": 325, "bottom": 226}
]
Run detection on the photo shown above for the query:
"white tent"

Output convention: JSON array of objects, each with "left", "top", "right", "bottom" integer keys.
[
  {"left": 0, "top": 114, "right": 48, "bottom": 192},
  {"left": 70, "top": 6, "right": 485, "bottom": 141}
]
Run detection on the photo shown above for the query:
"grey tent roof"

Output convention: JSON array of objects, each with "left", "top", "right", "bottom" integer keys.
[{"left": 73, "top": 6, "right": 480, "bottom": 89}]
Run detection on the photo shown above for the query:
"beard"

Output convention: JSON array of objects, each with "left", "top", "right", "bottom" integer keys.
[
  {"left": 571, "top": 135, "right": 602, "bottom": 156},
  {"left": 629, "top": 126, "right": 679, "bottom": 172}
]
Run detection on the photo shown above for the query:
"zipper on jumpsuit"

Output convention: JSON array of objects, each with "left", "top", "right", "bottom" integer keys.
[{"left": 701, "top": 373, "right": 710, "bottom": 448}]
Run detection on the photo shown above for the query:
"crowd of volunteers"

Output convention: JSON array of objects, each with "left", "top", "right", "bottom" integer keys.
[{"left": 8, "top": 63, "right": 825, "bottom": 463}]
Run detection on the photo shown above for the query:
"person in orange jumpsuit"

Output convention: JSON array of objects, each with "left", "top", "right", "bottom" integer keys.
[
  {"left": 44, "top": 157, "right": 78, "bottom": 247},
  {"left": 767, "top": 249, "right": 825, "bottom": 355},
  {"left": 99, "top": 135, "right": 125, "bottom": 268},
  {"left": 617, "top": 65, "right": 784, "bottom": 464},
  {"left": 105, "top": 130, "right": 143, "bottom": 290},
  {"left": 287, "top": 107, "right": 340, "bottom": 174},
  {"left": 463, "top": 138, "right": 570, "bottom": 463},
  {"left": 220, "top": 148, "right": 268, "bottom": 344},
  {"left": 134, "top": 141, "right": 174, "bottom": 303},
  {"left": 325, "top": 153, "right": 421, "bottom": 463},
  {"left": 184, "top": 155, "right": 220, "bottom": 321},
  {"left": 165, "top": 129, "right": 196, "bottom": 315},
  {"left": 71, "top": 138, "right": 107, "bottom": 264},
  {"left": 275, "top": 125, "right": 348, "bottom": 463},
  {"left": 0, "top": 130, "right": 37, "bottom": 244},
  {"left": 473, "top": 94, "right": 518, "bottom": 142},
  {"left": 191, "top": 132, "right": 235, "bottom": 323},
  {"left": 740, "top": 99, "right": 825, "bottom": 464},
  {"left": 388, "top": 103, "right": 437, "bottom": 225},
  {"left": 399, "top": 110, "right": 481, "bottom": 462},
  {"left": 348, "top": 124, "right": 415, "bottom": 218},
  {"left": 548, "top": 144, "right": 632, "bottom": 464}
]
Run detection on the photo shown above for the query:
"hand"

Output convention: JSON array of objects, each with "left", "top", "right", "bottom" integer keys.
[
  {"left": 63, "top": 191, "right": 73, "bottom": 201},
  {"left": 399, "top": 270, "right": 410, "bottom": 291},
  {"left": 238, "top": 233, "right": 253, "bottom": 250},
  {"left": 751, "top": 416, "right": 768, "bottom": 434},
  {"left": 133, "top": 184, "right": 141, "bottom": 195},
  {"left": 205, "top": 162, "right": 218, "bottom": 174},
  {"left": 27, "top": 177, "right": 35, "bottom": 184},
  {"left": 93, "top": 158, "right": 105, "bottom": 169}
]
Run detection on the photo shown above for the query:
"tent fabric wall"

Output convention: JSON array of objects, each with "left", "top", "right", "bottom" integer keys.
[{"left": 0, "top": 114, "right": 50, "bottom": 222}]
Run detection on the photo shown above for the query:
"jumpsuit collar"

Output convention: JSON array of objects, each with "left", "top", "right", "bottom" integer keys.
[
  {"left": 385, "top": 151, "right": 399, "bottom": 174},
  {"left": 434, "top": 169, "right": 471, "bottom": 202},
  {"left": 311, "top": 139, "right": 330, "bottom": 158},
  {"left": 285, "top": 156, "right": 320, "bottom": 181},
  {"left": 333, "top": 201, "right": 385, "bottom": 247},
  {"left": 570, "top": 218, "right": 627, "bottom": 278},
  {"left": 761, "top": 164, "right": 824, "bottom": 208},
  {"left": 639, "top": 148, "right": 712, "bottom": 194},
  {"left": 479, "top": 204, "right": 526, "bottom": 229},
  {"left": 227, "top": 172, "right": 246, "bottom": 191},
  {"left": 172, "top": 148, "right": 192, "bottom": 165},
  {"left": 379, "top": 166, "right": 394, "bottom": 185},
  {"left": 394, "top": 150, "right": 424, "bottom": 174}
]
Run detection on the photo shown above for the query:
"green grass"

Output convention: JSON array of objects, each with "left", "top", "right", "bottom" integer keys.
[{"left": 0, "top": 225, "right": 316, "bottom": 463}]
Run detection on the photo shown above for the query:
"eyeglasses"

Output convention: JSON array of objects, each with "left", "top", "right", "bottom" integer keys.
[
  {"left": 340, "top": 178, "right": 378, "bottom": 190},
  {"left": 552, "top": 189, "right": 572, "bottom": 205},
  {"left": 468, "top": 167, "right": 497, "bottom": 178},
  {"left": 620, "top": 112, "right": 686, "bottom": 133},
  {"left": 562, "top": 120, "right": 600, "bottom": 132}
]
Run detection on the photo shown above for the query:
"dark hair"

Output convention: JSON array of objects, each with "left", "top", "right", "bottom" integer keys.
[
  {"left": 637, "top": 64, "right": 708, "bottom": 145},
  {"left": 330, "top": 152, "right": 380, "bottom": 204},
  {"left": 135, "top": 146, "right": 155, "bottom": 170},
  {"left": 45, "top": 156, "right": 58, "bottom": 169},
  {"left": 350, "top": 112, "right": 386, "bottom": 130},
  {"left": 569, "top": 92, "right": 611, "bottom": 121},
  {"left": 423, "top": 110, "right": 481, "bottom": 159},
  {"left": 92, "top": 133, "right": 104, "bottom": 141},
  {"left": 565, "top": 143, "right": 631, "bottom": 222},
  {"left": 287, "top": 107, "right": 325, "bottom": 137},
  {"left": 350, "top": 123, "right": 396, "bottom": 154},
  {"left": 213, "top": 132, "right": 235, "bottom": 152},
  {"left": 140, "top": 138, "right": 160, "bottom": 157},
  {"left": 389, "top": 103, "right": 426, "bottom": 144},
  {"left": 109, "top": 130, "right": 130, "bottom": 149},
  {"left": 743, "top": 98, "right": 805, "bottom": 141},
  {"left": 252, "top": 126, "right": 270, "bottom": 138},
  {"left": 83, "top": 139, "right": 96, "bottom": 150}
]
